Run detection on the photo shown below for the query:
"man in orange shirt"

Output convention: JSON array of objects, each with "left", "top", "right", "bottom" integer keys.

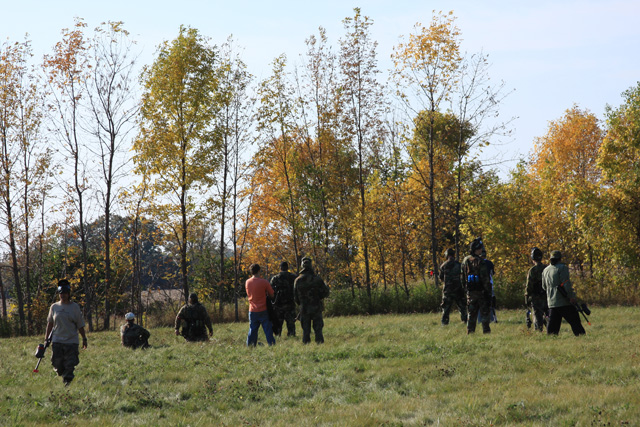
[{"left": 245, "top": 263, "right": 276, "bottom": 346}]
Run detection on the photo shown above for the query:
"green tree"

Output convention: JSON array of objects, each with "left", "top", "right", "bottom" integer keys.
[{"left": 134, "top": 26, "right": 223, "bottom": 303}]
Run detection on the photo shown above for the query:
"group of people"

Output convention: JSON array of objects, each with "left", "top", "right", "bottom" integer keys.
[
  {"left": 439, "top": 238, "right": 497, "bottom": 333},
  {"left": 243, "top": 257, "right": 330, "bottom": 346},
  {"left": 43, "top": 246, "right": 585, "bottom": 387},
  {"left": 43, "top": 279, "right": 151, "bottom": 386},
  {"left": 439, "top": 238, "right": 587, "bottom": 336},
  {"left": 525, "top": 247, "right": 586, "bottom": 336},
  {"left": 171, "top": 257, "right": 330, "bottom": 347}
]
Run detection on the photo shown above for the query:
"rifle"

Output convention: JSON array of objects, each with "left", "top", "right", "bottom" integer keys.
[
  {"left": 33, "top": 331, "right": 53, "bottom": 373},
  {"left": 558, "top": 280, "right": 591, "bottom": 325}
]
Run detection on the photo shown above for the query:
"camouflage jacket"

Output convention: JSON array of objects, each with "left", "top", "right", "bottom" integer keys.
[
  {"left": 121, "top": 323, "right": 150, "bottom": 347},
  {"left": 461, "top": 254, "right": 491, "bottom": 294},
  {"left": 294, "top": 268, "right": 330, "bottom": 314},
  {"left": 526, "top": 263, "right": 547, "bottom": 297},
  {"left": 439, "top": 259, "right": 464, "bottom": 294},
  {"left": 175, "top": 302, "right": 213, "bottom": 338},
  {"left": 270, "top": 271, "right": 297, "bottom": 307}
]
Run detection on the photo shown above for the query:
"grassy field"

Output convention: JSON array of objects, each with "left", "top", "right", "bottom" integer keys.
[{"left": 0, "top": 306, "right": 638, "bottom": 426}]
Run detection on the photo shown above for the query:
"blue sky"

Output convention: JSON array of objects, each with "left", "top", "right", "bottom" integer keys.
[{"left": 4, "top": 0, "right": 640, "bottom": 175}]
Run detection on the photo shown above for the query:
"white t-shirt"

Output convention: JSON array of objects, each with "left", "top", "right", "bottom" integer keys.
[{"left": 47, "top": 301, "right": 85, "bottom": 344}]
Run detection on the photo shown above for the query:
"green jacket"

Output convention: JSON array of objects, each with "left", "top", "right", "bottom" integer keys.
[{"left": 542, "top": 262, "right": 577, "bottom": 308}]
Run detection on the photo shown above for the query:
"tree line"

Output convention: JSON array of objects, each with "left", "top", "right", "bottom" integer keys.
[{"left": 1, "top": 9, "right": 639, "bottom": 337}]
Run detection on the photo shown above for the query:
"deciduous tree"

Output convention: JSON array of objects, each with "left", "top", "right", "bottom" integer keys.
[
  {"left": 43, "top": 18, "right": 94, "bottom": 330},
  {"left": 85, "top": 21, "right": 139, "bottom": 329},
  {"left": 392, "top": 11, "right": 462, "bottom": 287},
  {"left": 599, "top": 83, "right": 640, "bottom": 266},
  {"left": 134, "top": 26, "right": 222, "bottom": 303},
  {"left": 339, "top": 8, "right": 387, "bottom": 305}
]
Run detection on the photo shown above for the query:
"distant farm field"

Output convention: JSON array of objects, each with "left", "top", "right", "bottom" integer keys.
[{"left": 0, "top": 307, "right": 638, "bottom": 426}]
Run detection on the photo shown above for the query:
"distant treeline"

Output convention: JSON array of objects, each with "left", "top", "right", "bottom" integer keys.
[{"left": 1, "top": 10, "right": 639, "bottom": 337}]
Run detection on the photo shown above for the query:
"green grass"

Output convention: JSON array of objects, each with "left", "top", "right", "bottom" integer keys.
[{"left": 0, "top": 307, "right": 638, "bottom": 426}]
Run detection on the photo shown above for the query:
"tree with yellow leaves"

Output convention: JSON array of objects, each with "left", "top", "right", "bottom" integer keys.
[
  {"left": 134, "top": 26, "right": 223, "bottom": 303},
  {"left": 392, "top": 11, "right": 462, "bottom": 287}
]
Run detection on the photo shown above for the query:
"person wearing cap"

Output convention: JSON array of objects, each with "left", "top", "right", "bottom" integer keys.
[
  {"left": 174, "top": 293, "right": 213, "bottom": 342},
  {"left": 525, "top": 247, "right": 549, "bottom": 331},
  {"left": 461, "top": 238, "right": 492, "bottom": 334},
  {"left": 270, "top": 261, "right": 298, "bottom": 337},
  {"left": 44, "top": 279, "right": 87, "bottom": 386},
  {"left": 120, "top": 312, "right": 151, "bottom": 349},
  {"left": 294, "top": 257, "right": 330, "bottom": 344},
  {"left": 245, "top": 263, "right": 276, "bottom": 346},
  {"left": 439, "top": 248, "right": 467, "bottom": 326},
  {"left": 542, "top": 250, "right": 586, "bottom": 336}
]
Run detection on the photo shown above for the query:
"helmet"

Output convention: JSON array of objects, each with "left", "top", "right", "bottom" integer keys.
[
  {"left": 469, "top": 238, "right": 484, "bottom": 254},
  {"left": 531, "top": 247, "right": 543, "bottom": 261},
  {"left": 57, "top": 279, "right": 71, "bottom": 294},
  {"left": 444, "top": 248, "right": 455, "bottom": 258},
  {"left": 125, "top": 312, "right": 135, "bottom": 321}
]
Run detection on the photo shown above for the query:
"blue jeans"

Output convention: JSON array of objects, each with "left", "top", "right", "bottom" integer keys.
[{"left": 247, "top": 310, "right": 276, "bottom": 346}]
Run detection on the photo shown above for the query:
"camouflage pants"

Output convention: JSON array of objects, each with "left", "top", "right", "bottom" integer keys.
[
  {"left": 441, "top": 290, "right": 468, "bottom": 325},
  {"left": 300, "top": 310, "right": 324, "bottom": 344},
  {"left": 467, "top": 291, "right": 491, "bottom": 333},
  {"left": 51, "top": 342, "right": 79, "bottom": 382},
  {"left": 530, "top": 295, "right": 549, "bottom": 331},
  {"left": 274, "top": 304, "right": 296, "bottom": 337}
]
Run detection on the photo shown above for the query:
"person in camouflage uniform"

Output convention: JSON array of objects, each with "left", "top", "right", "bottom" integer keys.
[
  {"left": 270, "top": 261, "right": 298, "bottom": 337},
  {"left": 121, "top": 312, "right": 151, "bottom": 349},
  {"left": 462, "top": 238, "right": 492, "bottom": 334},
  {"left": 525, "top": 247, "right": 549, "bottom": 331},
  {"left": 439, "top": 248, "right": 467, "bottom": 325},
  {"left": 174, "top": 293, "right": 213, "bottom": 342},
  {"left": 294, "top": 257, "right": 330, "bottom": 344},
  {"left": 542, "top": 250, "right": 586, "bottom": 336},
  {"left": 480, "top": 248, "right": 498, "bottom": 323}
]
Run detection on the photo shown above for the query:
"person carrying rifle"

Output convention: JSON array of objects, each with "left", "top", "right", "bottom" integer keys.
[
  {"left": 542, "top": 250, "right": 586, "bottom": 336},
  {"left": 44, "top": 279, "right": 88, "bottom": 386},
  {"left": 525, "top": 247, "right": 549, "bottom": 331}
]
